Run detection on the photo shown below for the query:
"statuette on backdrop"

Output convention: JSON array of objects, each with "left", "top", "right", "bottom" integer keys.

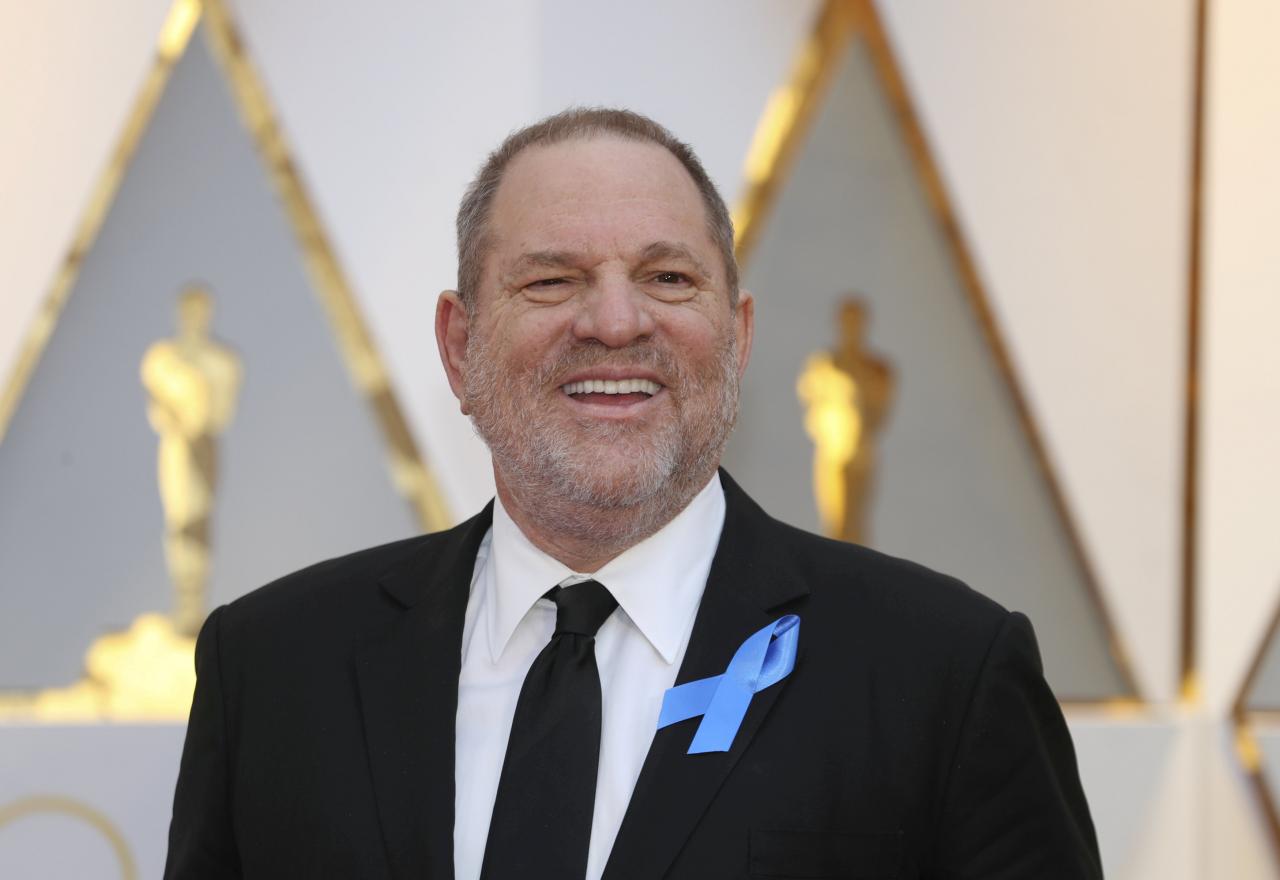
[
  {"left": 0, "top": 287, "right": 245, "bottom": 721},
  {"left": 796, "top": 298, "right": 893, "bottom": 544},
  {"left": 141, "top": 285, "right": 243, "bottom": 635}
]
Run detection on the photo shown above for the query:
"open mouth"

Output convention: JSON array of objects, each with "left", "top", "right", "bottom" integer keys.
[{"left": 560, "top": 378, "right": 662, "bottom": 406}]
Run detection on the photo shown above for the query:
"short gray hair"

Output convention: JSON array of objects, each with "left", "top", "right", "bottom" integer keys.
[{"left": 455, "top": 107, "right": 738, "bottom": 309}]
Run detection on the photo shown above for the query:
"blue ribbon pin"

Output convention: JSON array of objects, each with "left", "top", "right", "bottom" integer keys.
[{"left": 657, "top": 615, "right": 800, "bottom": 754}]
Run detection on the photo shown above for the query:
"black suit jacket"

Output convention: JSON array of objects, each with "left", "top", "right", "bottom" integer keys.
[{"left": 165, "top": 472, "right": 1102, "bottom": 879}]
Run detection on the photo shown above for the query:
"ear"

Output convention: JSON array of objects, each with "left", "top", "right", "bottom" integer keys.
[
  {"left": 734, "top": 290, "right": 755, "bottom": 380},
  {"left": 435, "top": 290, "right": 471, "bottom": 414}
]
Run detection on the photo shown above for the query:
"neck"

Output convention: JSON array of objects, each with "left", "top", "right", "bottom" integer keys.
[{"left": 492, "top": 467, "right": 713, "bottom": 573}]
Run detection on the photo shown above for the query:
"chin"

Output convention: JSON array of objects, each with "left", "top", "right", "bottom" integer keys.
[{"left": 552, "top": 452, "right": 678, "bottom": 509}]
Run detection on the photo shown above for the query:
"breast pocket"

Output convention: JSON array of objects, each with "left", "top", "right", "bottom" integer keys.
[{"left": 748, "top": 829, "right": 902, "bottom": 879}]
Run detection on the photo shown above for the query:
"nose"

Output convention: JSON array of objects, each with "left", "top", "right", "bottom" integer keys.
[{"left": 572, "top": 274, "right": 656, "bottom": 347}]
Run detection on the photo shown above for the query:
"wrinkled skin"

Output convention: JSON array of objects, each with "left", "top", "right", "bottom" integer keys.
[{"left": 436, "top": 136, "right": 754, "bottom": 571}]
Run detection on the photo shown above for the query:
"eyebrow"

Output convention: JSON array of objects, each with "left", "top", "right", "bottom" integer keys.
[
  {"left": 507, "top": 251, "right": 581, "bottom": 276},
  {"left": 505, "top": 241, "right": 713, "bottom": 280},
  {"left": 638, "top": 241, "right": 712, "bottom": 280}
]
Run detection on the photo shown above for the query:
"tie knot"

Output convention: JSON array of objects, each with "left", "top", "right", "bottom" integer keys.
[{"left": 549, "top": 580, "right": 618, "bottom": 637}]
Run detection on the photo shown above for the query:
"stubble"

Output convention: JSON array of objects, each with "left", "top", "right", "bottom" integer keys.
[{"left": 462, "top": 328, "right": 741, "bottom": 548}]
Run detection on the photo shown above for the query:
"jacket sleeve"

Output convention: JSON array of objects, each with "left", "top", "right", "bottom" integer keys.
[
  {"left": 931, "top": 611, "right": 1103, "bottom": 879},
  {"left": 164, "top": 605, "right": 242, "bottom": 879}
]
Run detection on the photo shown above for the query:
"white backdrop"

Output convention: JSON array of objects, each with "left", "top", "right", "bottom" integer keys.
[{"left": 2, "top": 1, "right": 1278, "bottom": 877}]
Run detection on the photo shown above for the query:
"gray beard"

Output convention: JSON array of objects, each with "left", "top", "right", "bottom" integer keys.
[{"left": 462, "top": 331, "right": 741, "bottom": 548}]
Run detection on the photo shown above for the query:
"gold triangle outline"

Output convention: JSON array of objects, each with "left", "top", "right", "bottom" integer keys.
[
  {"left": 1233, "top": 577, "right": 1280, "bottom": 863},
  {"left": 0, "top": 0, "right": 450, "bottom": 534},
  {"left": 0, "top": 0, "right": 450, "bottom": 721},
  {"left": 731, "top": 0, "right": 1142, "bottom": 707},
  {"left": 1192, "top": 0, "right": 1280, "bottom": 862}
]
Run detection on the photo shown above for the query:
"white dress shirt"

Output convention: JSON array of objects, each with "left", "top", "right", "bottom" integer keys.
[{"left": 453, "top": 473, "right": 726, "bottom": 880}]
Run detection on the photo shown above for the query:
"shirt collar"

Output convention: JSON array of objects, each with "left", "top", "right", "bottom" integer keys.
[{"left": 487, "top": 473, "right": 725, "bottom": 665}]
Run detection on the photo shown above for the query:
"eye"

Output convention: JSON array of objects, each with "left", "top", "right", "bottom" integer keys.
[
  {"left": 652, "top": 271, "right": 691, "bottom": 285},
  {"left": 521, "top": 276, "right": 578, "bottom": 304}
]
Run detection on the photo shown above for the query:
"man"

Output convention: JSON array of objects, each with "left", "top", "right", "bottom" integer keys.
[{"left": 165, "top": 108, "right": 1101, "bottom": 879}]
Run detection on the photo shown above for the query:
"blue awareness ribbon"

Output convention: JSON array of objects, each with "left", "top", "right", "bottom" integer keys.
[{"left": 656, "top": 615, "right": 800, "bottom": 754}]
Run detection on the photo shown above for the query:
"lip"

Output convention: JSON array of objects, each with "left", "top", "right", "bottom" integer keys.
[
  {"left": 558, "top": 366, "right": 666, "bottom": 387},
  {"left": 557, "top": 384, "right": 667, "bottom": 418}
]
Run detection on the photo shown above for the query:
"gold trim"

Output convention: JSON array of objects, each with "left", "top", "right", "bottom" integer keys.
[
  {"left": 733, "top": 0, "right": 863, "bottom": 263},
  {"left": 0, "top": 795, "right": 137, "bottom": 879},
  {"left": 1233, "top": 588, "right": 1280, "bottom": 715},
  {"left": 1180, "top": 0, "right": 1210, "bottom": 702},
  {"left": 1205, "top": 0, "right": 1280, "bottom": 861},
  {"left": 1237, "top": 719, "right": 1280, "bottom": 869},
  {"left": 731, "top": 0, "right": 1142, "bottom": 702},
  {"left": 0, "top": 0, "right": 200, "bottom": 447},
  {"left": 1234, "top": 579, "right": 1280, "bottom": 865},
  {"left": 0, "top": 0, "right": 451, "bottom": 721},
  {"left": 200, "top": 0, "right": 450, "bottom": 532},
  {"left": 0, "top": 0, "right": 449, "bottom": 531}
]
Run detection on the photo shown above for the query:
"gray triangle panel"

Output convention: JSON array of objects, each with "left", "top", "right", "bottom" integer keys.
[
  {"left": 0, "top": 26, "right": 418, "bottom": 689},
  {"left": 723, "top": 37, "right": 1129, "bottom": 699}
]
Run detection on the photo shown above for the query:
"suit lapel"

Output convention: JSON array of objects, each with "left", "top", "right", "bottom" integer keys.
[
  {"left": 354, "top": 506, "right": 492, "bottom": 880},
  {"left": 603, "top": 472, "right": 808, "bottom": 880}
]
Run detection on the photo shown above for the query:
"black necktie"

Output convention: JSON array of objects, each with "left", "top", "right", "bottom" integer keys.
[{"left": 480, "top": 579, "right": 619, "bottom": 879}]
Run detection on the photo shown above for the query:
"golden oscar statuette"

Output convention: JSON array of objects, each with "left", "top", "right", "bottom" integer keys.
[
  {"left": 141, "top": 284, "right": 242, "bottom": 636},
  {"left": 796, "top": 298, "right": 893, "bottom": 544},
  {"left": 0, "top": 286, "right": 241, "bottom": 721}
]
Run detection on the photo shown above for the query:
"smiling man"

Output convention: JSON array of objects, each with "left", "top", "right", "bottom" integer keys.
[{"left": 165, "top": 108, "right": 1102, "bottom": 880}]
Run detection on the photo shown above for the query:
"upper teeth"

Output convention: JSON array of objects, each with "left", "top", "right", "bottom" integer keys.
[{"left": 562, "top": 379, "right": 661, "bottom": 396}]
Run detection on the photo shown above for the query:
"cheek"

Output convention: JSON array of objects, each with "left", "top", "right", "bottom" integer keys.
[
  {"left": 658, "top": 309, "right": 735, "bottom": 360},
  {"left": 490, "top": 313, "right": 571, "bottom": 371}
]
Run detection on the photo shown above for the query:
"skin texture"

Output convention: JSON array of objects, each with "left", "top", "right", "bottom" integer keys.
[{"left": 435, "top": 136, "right": 754, "bottom": 572}]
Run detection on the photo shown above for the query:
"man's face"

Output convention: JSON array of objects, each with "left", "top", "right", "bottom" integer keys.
[{"left": 439, "top": 136, "right": 753, "bottom": 511}]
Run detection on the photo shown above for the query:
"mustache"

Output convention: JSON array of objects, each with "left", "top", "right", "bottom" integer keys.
[{"left": 532, "top": 340, "right": 681, "bottom": 388}]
